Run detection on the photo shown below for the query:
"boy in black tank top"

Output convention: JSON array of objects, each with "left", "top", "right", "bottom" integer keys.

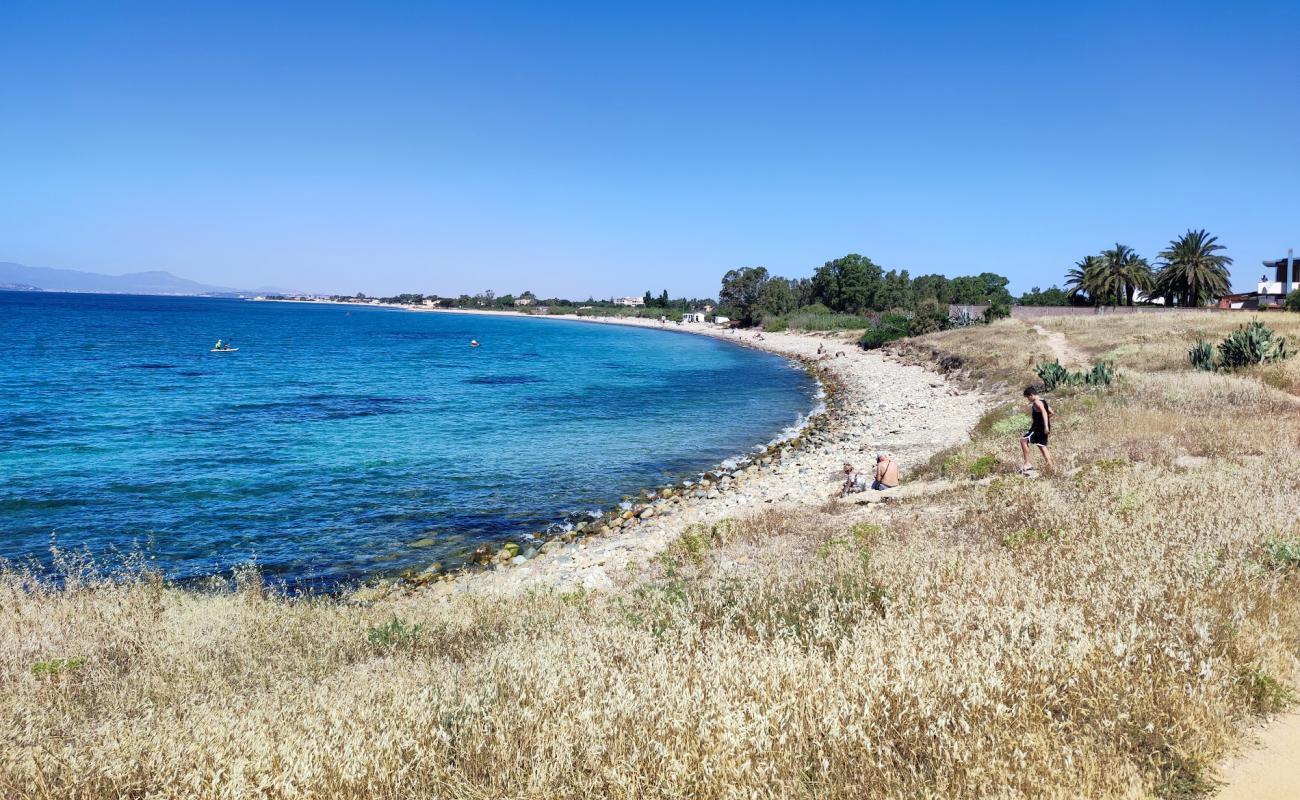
[{"left": 1019, "top": 385, "right": 1054, "bottom": 474}]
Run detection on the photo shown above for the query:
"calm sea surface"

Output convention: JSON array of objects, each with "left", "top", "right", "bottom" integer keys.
[{"left": 1, "top": 292, "right": 815, "bottom": 587}]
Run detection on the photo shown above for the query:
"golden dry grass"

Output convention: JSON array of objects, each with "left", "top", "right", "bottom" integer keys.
[
  {"left": 1035, "top": 311, "right": 1300, "bottom": 394},
  {"left": 4, "top": 319, "right": 1300, "bottom": 799}
]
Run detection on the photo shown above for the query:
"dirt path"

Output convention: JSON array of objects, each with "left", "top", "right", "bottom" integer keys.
[
  {"left": 1029, "top": 322, "right": 1090, "bottom": 368},
  {"left": 1217, "top": 711, "right": 1300, "bottom": 798}
]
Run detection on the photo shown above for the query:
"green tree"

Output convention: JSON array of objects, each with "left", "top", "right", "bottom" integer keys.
[
  {"left": 949, "top": 272, "right": 1013, "bottom": 306},
  {"left": 1285, "top": 290, "right": 1300, "bottom": 312},
  {"left": 658, "top": 290, "right": 670, "bottom": 307},
  {"left": 1098, "top": 244, "right": 1152, "bottom": 306},
  {"left": 811, "top": 254, "right": 882, "bottom": 313},
  {"left": 911, "top": 274, "right": 952, "bottom": 304},
  {"left": 1018, "top": 286, "right": 1071, "bottom": 306},
  {"left": 877, "top": 269, "right": 915, "bottom": 311},
  {"left": 719, "top": 266, "right": 771, "bottom": 325},
  {"left": 1155, "top": 229, "right": 1233, "bottom": 307},
  {"left": 1064, "top": 256, "right": 1108, "bottom": 305},
  {"left": 758, "top": 277, "right": 798, "bottom": 317}
]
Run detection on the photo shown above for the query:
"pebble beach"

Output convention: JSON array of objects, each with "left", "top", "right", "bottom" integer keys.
[{"left": 391, "top": 313, "right": 990, "bottom": 600}]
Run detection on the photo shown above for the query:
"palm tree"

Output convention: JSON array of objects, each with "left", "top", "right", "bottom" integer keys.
[
  {"left": 1156, "top": 230, "right": 1233, "bottom": 307},
  {"left": 1065, "top": 255, "right": 1106, "bottom": 305},
  {"left": 1097, "top": 244, "right": 1153, "bottom": 306}
]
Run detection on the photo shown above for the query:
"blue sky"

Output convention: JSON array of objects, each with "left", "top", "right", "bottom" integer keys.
[{"left": 2, "top": 1, "right": 1297, "bottom": 297}]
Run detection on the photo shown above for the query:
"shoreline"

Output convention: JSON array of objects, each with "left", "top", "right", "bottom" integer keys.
[{"left": 359, "top": 313, "right": 990, "bottom": 600}]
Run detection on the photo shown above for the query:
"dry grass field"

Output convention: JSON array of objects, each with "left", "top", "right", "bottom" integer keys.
[
  {"left": 1036, "top": 311, "right": 1300, "bottom": 395},
  {"left": 4, "top": 314, "right": 1299, "bottom": 799}
]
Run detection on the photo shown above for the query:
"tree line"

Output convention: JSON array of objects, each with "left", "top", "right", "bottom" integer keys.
[
  {"left": 1063, "top": 229, "right": 1233, "bottom": 307},
  {"left": 717, "top": 254, "right": 1015, "bottom": 326}
]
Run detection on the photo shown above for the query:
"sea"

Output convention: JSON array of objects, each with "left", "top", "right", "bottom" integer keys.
[{"left": 1, "top": 291, "right": 817, "bottom": 589}]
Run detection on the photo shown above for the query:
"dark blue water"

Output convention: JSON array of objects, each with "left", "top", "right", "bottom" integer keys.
[{"left": 1, "top": 292, "right": 815, "bottom": 586}]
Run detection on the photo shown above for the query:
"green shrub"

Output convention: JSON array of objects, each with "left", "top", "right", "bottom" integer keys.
[
  {"left": 783, "top": 312, "right": 876, "bottom": 331},
  {"left": 1285, "top": 290, "right": 1300, "bottom": 312},
  {"left": 982, "top": 301, "right": 1011, "bottom": 322},
  {"left": 367, "top": 616, "right": 423, "bottom": 651},
  {"left": 1001, "top": 527, "right": 1057, "bottom": 549},
  {"left": 858, "top": 313, "right": 910, "bottom": 349},
  {"left": 969, "top": 455, "right": 998, "bottom": 479},
  {"left": 990, "top": 413, "right": 1032, "bottom": 437},
  {"left": 1236, "top": 666, "right": 1296, "bottom": 714},
  {"left": 1264, "top": 537, "right": 1300, "bottom": 569},
  {"left": 32, "top": 656, "right": 86, "bottom": 678}
]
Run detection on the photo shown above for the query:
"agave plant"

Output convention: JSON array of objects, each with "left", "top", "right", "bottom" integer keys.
[
  {"left": 1086, "top": 362, "right": 1115, "bottom": 386},
  {"left": 1035, "top": 359, "right": 1116, "bottom": 389},
  {"left": 1188, "top": 339, "right": 1216, "bottom": 371},
  {"left": 1216, "top": 321, "right": 1292, "bottom": 369},
  {"left": 948, "top": 308, "right": 977, "bottom": 328},
  {"left": 1035, "top": 360, "right": 1071, "bottom": 390}
]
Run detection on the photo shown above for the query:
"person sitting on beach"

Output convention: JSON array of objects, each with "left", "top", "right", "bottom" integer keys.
[
  {"left": 872, "top": 451, "right": 899, "bottom": 490},
  {"left": 1019, "top": 385, "right": 1054, "bottom": 474},
  {"left": 834, "top": 463, "right": 867, "bottom": 497}
]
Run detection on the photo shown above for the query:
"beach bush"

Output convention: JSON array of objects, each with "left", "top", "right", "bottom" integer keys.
[
  {"left": 968, "top": 454, "right": 998, "bottom": 479},
  {"left": 1263, "top": 537, "right": 1300, "bottom": 570},
  {"left": 858, "top": 313, "right": 914, "bottom": 349},
  {"left": 990, "top": 412, "right": 1032, "bottom": 437},
  {"left": 366, "top": 616, "right": 422, "bottom": 651},
  {"left": 982, "top": 300, "right": 1011, "bottom": 322},
  {"left": 769, "top": 309, "right": 876, "bottom": 332}
]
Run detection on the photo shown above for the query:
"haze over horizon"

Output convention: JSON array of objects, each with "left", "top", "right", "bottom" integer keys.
[{"left": 2, "top": 0, "right": 1297, "bottom": 298}]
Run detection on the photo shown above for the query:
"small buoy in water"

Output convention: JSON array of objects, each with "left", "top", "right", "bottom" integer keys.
[{"left": 470, "top": 339, "right": 480, "bottom": 347}]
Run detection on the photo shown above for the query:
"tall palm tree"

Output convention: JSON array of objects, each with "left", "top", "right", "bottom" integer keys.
[
  {"left": 1156, "top": 230, "right": 1233, "bottom": 307},
  {"left": 1065, "top": 255, "right": 1106, "bottom": 305},
  {"left": 1099, "top": 244, "right": 1153, "bottom": 306}
]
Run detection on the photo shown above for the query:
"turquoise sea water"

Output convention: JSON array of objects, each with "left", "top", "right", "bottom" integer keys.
[{"left": 1, "top": 292, "right": 815, "bottom": 587}]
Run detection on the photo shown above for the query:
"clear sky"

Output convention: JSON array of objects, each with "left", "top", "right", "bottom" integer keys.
[{"left": 2, "top": 1, "right": 1297, "bottom": 297}]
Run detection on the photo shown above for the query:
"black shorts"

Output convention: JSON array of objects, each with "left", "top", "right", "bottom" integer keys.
[{"left": 1025, "top": 430, "right": 1049, "bottom": 447}]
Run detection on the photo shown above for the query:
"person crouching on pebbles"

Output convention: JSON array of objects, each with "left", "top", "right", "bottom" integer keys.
[
  {"left": 834, "top": 463, "right": 867, "bottom": 497},
  {"left": 1019, "top": 385, "right": 1054, "bottom": 474},
  {"left": 872, "top": 451, "right": 899, "bottom": 490}
]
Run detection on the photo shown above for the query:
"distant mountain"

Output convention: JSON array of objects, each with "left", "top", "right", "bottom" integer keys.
[{"left": 0, "top": 262, "right": 261, "bottom": 296}]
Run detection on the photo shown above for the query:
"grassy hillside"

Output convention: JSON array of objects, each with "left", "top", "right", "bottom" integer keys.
[{"left": 4, "top": 313, "right": 1298, "bottom": 798}]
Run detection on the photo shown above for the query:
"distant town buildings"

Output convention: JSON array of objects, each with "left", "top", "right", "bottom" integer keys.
[
  {"left": 513, "top": 296, "right": 535, "bottom": 306},
  {"left": 615, "top": 296, "right": 645, "bottom": 307}
]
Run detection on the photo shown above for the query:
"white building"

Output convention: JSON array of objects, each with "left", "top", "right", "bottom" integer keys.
[
  {"left": 1258, "top": 252, "right": 1297, "bottom": 306},
  {"left": 514, "top": 296, "right": 535, "bottom": 306},
  {"left": 615, "top": 296, "right": 645, "bottom": 307},
  {"left": 682, "top": 312, "right": 707, "bottom": 323},
  {"left": 713, "top": 315, "right": 731, "bottom": 325}
]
